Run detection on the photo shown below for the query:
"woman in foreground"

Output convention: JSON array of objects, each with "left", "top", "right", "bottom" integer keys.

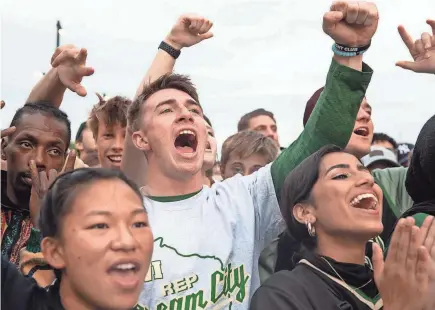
[
  {"left": 250, "top": 145, "right": 434, "bottom": 310},
  {"left": 1, "top": 168, "right": 154, "bottom": 310}
]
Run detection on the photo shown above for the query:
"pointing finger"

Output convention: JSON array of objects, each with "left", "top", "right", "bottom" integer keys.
[
  {"left": 398, "top": 25, "right": 416, "bottom": 52},
  {"left": 427, "top": 19, "right": 435, "bottom": 35}
]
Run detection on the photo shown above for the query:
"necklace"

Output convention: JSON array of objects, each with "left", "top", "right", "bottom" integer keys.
[{"left": 320, "top": 257, "right": 373, "bottom": 290}]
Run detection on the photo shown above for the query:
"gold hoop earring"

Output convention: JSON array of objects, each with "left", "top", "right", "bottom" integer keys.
[{"left": 305, "top": 221, "right": 316, "bottom": 237}]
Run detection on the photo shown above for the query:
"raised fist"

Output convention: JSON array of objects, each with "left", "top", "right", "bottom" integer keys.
[
  {"left": 323, "top": 1, "right": 379, "bottom": 47},
  {"left": 165, "top": 15, "right": 214, "bottom": 50},
  {"left": 51, "top": 45, "right": 94, "bottom": 96},
  {"left": 396, "top": 20, "right": 435, "bottom": 74}
]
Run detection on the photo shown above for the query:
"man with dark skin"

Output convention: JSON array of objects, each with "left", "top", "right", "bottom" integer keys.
[{"left": 1, "top": 102, "right": 73, "bottom": 264}]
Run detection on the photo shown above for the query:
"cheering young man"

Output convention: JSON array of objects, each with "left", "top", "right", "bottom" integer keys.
[{"left": 33, "top": 2, "right": 379, "bottom": 308}]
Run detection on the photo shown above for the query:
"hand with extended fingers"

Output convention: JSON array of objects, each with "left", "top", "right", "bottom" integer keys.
[
  {"left": 373, "top": 217, "right": 431, "bottom": 310},
  {"left": 165, "top": 15, "right": 214, "bottom": 50},
  {"left": 29, "top": 150, "right": 77, "bottom": 227},
  {"left": 396, "top": 20, "right": 435, "bottom": 74},
  {"left": 51, "top": 45, "right": 94, "bottom": 96},
  {"left": 323, "top": 1, "right": 379, "bottom": 47}
]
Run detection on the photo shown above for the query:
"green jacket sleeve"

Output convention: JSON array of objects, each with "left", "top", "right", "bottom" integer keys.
[
  {"left": 372, "top": 167, "right": 413, "bottom": 216},
  {"left": 271, "top": 59, "right": 373, "bottom": 197}
]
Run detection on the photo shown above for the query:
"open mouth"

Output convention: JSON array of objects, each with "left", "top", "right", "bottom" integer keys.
[
  {"left": 174, "top": 130, "right": 198, "bottom": 154},
  {"left": 353, "top": 126, "right": 369, "bottom": 137},
  {"left": 107, "top": 155, "right": 122, "bottom": 164},
  {"left": 350, "top": 193, "right": 378, "bottom": 211},
  {"left": 108, "top": 261, "right": 141, "bottom": 289}
]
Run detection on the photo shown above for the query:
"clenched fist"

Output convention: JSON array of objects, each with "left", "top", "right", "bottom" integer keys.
[
  {"left": 323, "top": 1, "right": 379, "bottom": 47},
  {"left": 165, "top": 15, "right": 214, "bottom": 50}
]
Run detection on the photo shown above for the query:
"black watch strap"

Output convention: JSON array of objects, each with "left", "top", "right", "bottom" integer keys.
[{"left": 159, "top": 41, "right": 181, "bottom": 59}]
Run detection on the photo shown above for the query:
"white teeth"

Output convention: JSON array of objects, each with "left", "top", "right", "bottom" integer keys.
[
  {"left": 108, "top": 156, "right": 122, "bottom": 162},
  {"left": 179, "top": 130, "right": 195, "bottom": 136},
  {"left": 114, "top": 263, "right": 135, "bottom": 270},
  {"left": 350, "top": 193, "right": 378, "bottom": 210}
]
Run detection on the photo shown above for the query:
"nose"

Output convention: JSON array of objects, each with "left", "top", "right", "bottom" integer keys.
[
  {"left": 111, "top": 225, "right": 136, "bottom": 252},
  {"left": 176, "top": 107, "right": 194, "bottom": 124},
  {"left": 32, "top": 148, "right": 46, "bottom": 169},
  {"left": 111, "top": 133, "right": 124, "bottom": 152},
  {"left": 356, "top": 107, "right": 371, "bottom": 122},
  {"left": 355, "top": 171, "right": 375, "bottom": 188}
]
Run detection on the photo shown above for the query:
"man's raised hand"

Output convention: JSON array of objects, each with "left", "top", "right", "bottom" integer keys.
[
  {"left": 323, "top": 1, "right": 379, "bottom": 47},
  {"left": 396, "top": 20, "right": 435, "bottom": 74},
  {"left": 51, "top": 45, "right": 94, "bottom": 97},
  {"left": 29, "top": 150, "right": 77, "bottom": 227},
  {"left": 165, "top": 15, "right": 214, "bottom": 50}
]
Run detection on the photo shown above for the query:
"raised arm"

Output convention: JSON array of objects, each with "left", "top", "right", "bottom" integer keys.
[
  {"left": 122, "top": 15, "right": 213, "bottom": 187},
  {"left": 271, "top": 1, "right": 378, "bottom": 197},
  {"left": 26, "top": 46, "right": 94, "bottom": 108}
]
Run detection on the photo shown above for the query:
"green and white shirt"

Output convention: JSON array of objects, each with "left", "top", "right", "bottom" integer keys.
[{"left": 135, "top": 59, "right": 373, "bottom": 310}]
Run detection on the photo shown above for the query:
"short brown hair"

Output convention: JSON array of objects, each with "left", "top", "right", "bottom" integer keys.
[
  {"left": 221, "top": 130, "right": 279, "bottom": 168},
  {"left": 237, "top": 109, "right": 276, "bottom": 132},
  {"left": 128, "top": 74, "right": 200, "bottom": 131},
  {"left": 88, "top": 94, "right": 132, "bottom": 140}
]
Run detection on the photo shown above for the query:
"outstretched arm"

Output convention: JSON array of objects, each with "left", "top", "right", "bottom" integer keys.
[
  {"left": 271, "top": 1, "right": 378, "bottom": 197},
  {"left": 121, "top": 15, "right": 213, "bottom": 187}
]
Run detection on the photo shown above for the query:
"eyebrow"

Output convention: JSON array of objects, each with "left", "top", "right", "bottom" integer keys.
[
  {"left": 85, "top": 208, "right": 146, "bottom": 217},
  {"left": 325, "top": 163, "right": 369, "bottom": 175},
  {"left": 16, "top": 132, "right": 65, "bottom": 146},
  {"left": 154, "top": 98, "right": 201, "bottom": 112}
]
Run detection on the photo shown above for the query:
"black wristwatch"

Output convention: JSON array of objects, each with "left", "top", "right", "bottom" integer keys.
[{"left": 159, "top": 41, "right": 181, "bottom": 59}]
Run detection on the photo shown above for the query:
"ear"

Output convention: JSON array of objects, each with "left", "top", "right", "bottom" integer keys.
[
  {"left": 132, "top": 130, "right": 150, "bottom": 152},
  {"left": 41, "top": 237, "right": 66, "bottom": 270},
  {"left": 293, "top": 202, "right": 316, "bottom": 225}
]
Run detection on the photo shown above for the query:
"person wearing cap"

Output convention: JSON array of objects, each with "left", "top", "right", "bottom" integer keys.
[
  {"left": 361, "top": 145, "right": 400, "bottom": 172},
  {"left": 397, "top": 142, "right": 415, "bottom": 167}
]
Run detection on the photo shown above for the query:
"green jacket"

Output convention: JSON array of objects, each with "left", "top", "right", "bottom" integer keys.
[{"left": 259, "top": 61, "right": 413, "bottom": 284}]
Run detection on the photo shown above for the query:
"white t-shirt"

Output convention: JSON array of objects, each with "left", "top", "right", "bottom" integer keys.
[{"left": 136, "top": 164, "right": 285, "bottom": 310}]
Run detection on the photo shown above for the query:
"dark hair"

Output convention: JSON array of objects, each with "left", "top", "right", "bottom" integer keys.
[
  {"left": 204, "top": 115, "right": 212, "bottom": 127},
  {"left": 281, "top": 145, "right": 342, "bottom": 250},
  {"left": 372, "top": 133, "right": 398, "bottom": 150},
  {"left": 10, "top": 101, "right": 71, "bottom": 149},
  {"left": 75, "top": 122, "right": 88, "bottom": 142},
  {"left": 237, "top": 108, "right": 276, "bottom": 132},
  {"left": 88, "top": 94, "right": 132, "bottom": 140},
  {"left": 39, "top": 168, "right": 143, "bottom": 239},
  {"left": 128, "top": 74, "right": 200, "bottom": 131}
]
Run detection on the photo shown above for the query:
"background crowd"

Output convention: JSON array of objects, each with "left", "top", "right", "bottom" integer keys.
[{"left": 2, "top": 1, "right": 435, "bottom": 310}]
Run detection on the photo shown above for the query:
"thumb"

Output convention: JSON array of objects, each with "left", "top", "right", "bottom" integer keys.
[
  {"left": 372, "top": 243, "right": 385, "bottom": 282},
  {"left": 396, "top": 60, "right": 419, "bottom": 72},
  {"left": 198, "top": 32, "right": 214, "bottom": 41},
  {"left": 323, "top": 11, "right": 344, "bottom": 29}
]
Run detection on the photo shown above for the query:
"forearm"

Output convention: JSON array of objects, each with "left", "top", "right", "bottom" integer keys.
[
  {"left": 271, "top": 57, "right": 373, "bottom": 196},
  {"left": 122, "top": 47, "right": 176, "bottom": 187},
  {"left": 26, "top": 68, "right": 66, "bottom": 108}
]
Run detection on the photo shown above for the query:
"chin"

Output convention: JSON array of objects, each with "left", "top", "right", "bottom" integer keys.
[{"left": 346, "top": 141, "right": 371, "bottom": 158}]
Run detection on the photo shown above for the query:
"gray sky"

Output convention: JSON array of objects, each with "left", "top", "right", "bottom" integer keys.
[{"left": 2, "top": 0, "right": 435, "bottom": 150}]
